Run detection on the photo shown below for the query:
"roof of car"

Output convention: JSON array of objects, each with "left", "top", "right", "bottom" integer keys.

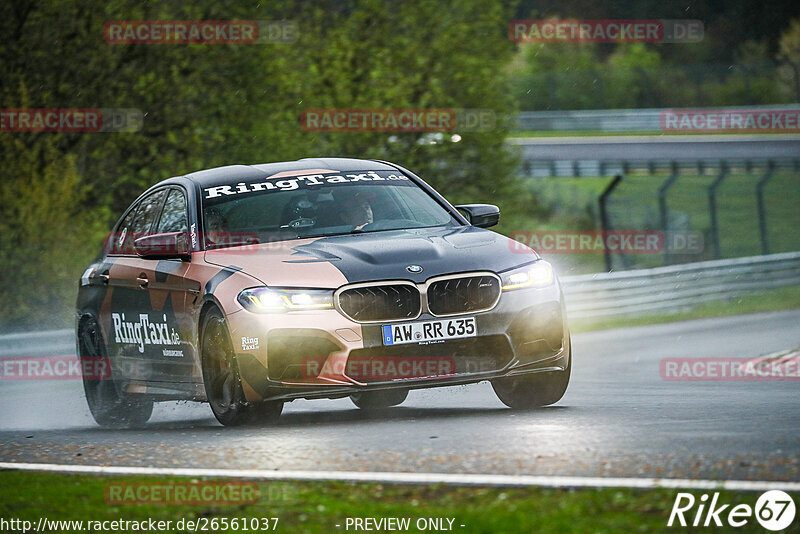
[{"left": 176, "top": 157, "right": 400, "bottom": 188}]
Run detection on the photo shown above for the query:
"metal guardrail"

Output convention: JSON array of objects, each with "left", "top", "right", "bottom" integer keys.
[
  {"left": 0, "top": 252, "right": 798, "bottom": 350},
  {"left": 562, "top": 251, "right": 800, "bottom": 319},
  {"left": 518, "top": 108, "right": 661, "bottom": 132},
  {"left": 516, "top": 104, "right": 800, "bottom": 132}
]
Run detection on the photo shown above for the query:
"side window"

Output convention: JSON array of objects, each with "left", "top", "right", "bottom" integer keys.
[
  {"left": 156, "top": 189, "right": 188, "bottom": 234},
  {"left": 132, "top": 190, "right": 167, "bottom": 236},
  {"left": 109, "top": 205, "right": 138, "bottom": 255},
  {"left": 115, "top": 190, "right": 167, "bottom": 255}
]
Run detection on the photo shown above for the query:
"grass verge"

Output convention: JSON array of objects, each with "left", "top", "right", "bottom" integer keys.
[{"left": 1, "top": 470, "right": 796, "bottom": 533}]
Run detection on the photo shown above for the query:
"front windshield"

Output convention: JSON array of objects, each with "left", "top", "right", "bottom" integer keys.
[{"left": 201, "top": 170, "right": 459, "bottom": 249}]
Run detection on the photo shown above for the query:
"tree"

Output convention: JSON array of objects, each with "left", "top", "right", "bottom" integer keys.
[
  {"left": 605, "top": 44, "right": 661, "bottom": 108},
  {"left": 0, "top": 0, "right": 523, "bottom": 327},
  {"left": 777, "top": 19, "right": 800, "bottom": 101},
  {"left": 0, "top": 133, "right": 107, "bottom": 330}
]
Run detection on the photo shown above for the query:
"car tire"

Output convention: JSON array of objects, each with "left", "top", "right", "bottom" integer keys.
[
  {"left": 250, "top": 399, "right": 284, "bottom": 424},
  {"left": 491, "top": 340, "right": 571, "bottom": 410},
  {"left": 79, "top": 318, "right": 153, "bottom": 428},
  {"left": 350, "top": 389, "right": 409, "bottom": 410},
  {"left": 201, "top": 307, "right": 282, "bottom": 426}
]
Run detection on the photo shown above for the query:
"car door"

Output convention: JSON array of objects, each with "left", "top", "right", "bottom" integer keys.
[
  {"left": 103, "top": 188, "right": 176, "bottom": 383},
  {"left": 142, "top": 187, "right": 200, "bottom": 383}
]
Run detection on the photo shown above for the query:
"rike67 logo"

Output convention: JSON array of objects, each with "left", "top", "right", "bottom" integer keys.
[{"left": 668, "top": 490, "right": 795, "bottom": 530}]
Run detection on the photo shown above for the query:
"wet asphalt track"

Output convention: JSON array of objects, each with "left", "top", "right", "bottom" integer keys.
[{"left": 1, "top": 309, "right": 798, "bottom": 481}]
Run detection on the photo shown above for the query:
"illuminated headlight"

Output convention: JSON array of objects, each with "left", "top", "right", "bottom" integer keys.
[
  {"left": 237, "top": 287, "right": 334, "bottom": 313},
  {"left": 501, "top": 261, "right": 554, "bottom": 291}
]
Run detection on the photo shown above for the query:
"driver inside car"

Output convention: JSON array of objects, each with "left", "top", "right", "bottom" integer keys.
[
  {"left": 339, "top": 192, "right": 374, "bottom": 231},
  {"left": 204, "top": 206, "right": 227, "bottom": 248}
]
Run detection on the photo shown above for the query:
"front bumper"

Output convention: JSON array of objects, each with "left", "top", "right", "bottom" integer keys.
[{"left": 227, "top": 279, "right": 569, "bottom": 402}]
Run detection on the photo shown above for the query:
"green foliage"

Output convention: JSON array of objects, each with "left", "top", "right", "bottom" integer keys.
[
  {"left": 777, "top": 18, "right": 800, "bottom": 101},
  {"left": 603, "top": 44, "right": 661, "bottom": 108},
  {"left": 5, "top": 471, "right": 794, "bottom": 533},
  {"left": 0, "top": 135, "right": 107, "bottom": 330},
  {"left": 283, "top": 0, "right": 521, "bottom": 203},
  {"left": 509, "top": 43, "right": 602, "bottom": 110},
  {"left": 0, "top": 0, "right": 521, "bottom": 328},
  {"left": 508, "top": 21, "right": 799, "bottom": 111}
]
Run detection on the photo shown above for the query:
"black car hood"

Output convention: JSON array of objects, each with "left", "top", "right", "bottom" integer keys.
[{"left": 284, "top": 225, "right": 539, "bottom": 284}]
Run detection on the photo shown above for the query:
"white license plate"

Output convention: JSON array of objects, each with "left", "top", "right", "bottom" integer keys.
[{"left": 382, "top": 317, "right": 476, "bottom": 345}]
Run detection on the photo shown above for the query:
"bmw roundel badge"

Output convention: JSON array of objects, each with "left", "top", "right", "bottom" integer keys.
[{"left": 406, "top": 265, "right": 423, "bottom": 273}]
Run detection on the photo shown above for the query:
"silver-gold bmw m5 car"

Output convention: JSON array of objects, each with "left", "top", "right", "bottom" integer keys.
[{"left": 76, "top": 158, "right": 570, "bottom": 426}]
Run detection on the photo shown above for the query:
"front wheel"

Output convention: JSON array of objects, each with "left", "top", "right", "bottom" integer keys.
[
  {"left": 492, "top": 342, "right": 571, "bottom": 410},
  {"left": 79, "top": 318, "right": 153, "bottom": 428},
  {"left": 200, "top": 308, "right": 283, "bottom": 426},
  {"left": 350, "top": 389, "right": 409, "bottom": 410}
]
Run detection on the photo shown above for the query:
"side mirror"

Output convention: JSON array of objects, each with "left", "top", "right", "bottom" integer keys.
[
  {"left": 134, "top": 232, "right": 190, "bottom": 260},
  {"left": 455, "top": 204, "right": 500, "bottom": 228}
]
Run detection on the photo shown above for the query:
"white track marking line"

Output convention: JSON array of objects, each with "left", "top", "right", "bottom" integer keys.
[{"left": 0, "top": 462, "right": 797, "bottom": 492}]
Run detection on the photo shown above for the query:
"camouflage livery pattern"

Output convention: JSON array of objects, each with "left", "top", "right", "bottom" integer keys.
[{"left": 76, "top": 158, "right": 569, "bottom": 405}]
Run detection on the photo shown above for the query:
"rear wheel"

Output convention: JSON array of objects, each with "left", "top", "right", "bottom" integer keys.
[
  {"left": 350, "top": 389, "right": 408, "bottom": 410},
  {"left": 492, "top": 341, "right": 571, "bottom": 410},
  {"left": 79, "top": 318, "right": 153, "bottom": 428},
  {"left": 200, "top": 308, "right": 282, "bottom": 426}
]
